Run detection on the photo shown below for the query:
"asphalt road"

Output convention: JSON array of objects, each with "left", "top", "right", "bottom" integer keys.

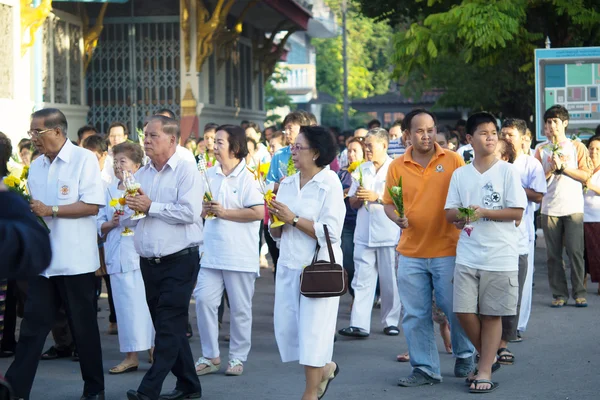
[{"left": 2, "top": 234, "right": 599, "bottom": 400}]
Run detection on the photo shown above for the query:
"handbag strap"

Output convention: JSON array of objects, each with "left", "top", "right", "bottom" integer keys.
[{"left": 310, "top": 225, "right": 336, "bottom": 264}]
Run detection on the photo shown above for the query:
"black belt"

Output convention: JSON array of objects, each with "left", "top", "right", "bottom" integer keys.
[{"left": 143, "top": 246, "right": 199, "bottom": 265}]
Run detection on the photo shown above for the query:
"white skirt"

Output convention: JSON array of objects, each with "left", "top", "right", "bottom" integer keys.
[
  {"left": 274, "top": 264, "right": 340, "bottom": 367},
  {"left": 110, "top": 269, "right": 155, "bottom": 353}
]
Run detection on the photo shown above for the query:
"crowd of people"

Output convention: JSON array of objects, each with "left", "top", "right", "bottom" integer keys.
[{"left": 1, "top": 103, "right": 600, "bottom": 399}]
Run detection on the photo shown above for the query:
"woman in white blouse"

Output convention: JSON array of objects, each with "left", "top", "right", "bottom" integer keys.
[
  {"left": 194, "top": 125, "right": 264, "bottom": 377},
  {"left": 97, "top": 142, "right": 154, "bottom": 374},
  {"left": 268, "top": 126, "right": 345, "bottom": 400},
  {"left": 584, "top": 136, "right": 600, "bottom": 294}
]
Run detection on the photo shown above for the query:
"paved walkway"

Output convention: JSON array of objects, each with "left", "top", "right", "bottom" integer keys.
[{"left": 1, "top": 238, "right": 599, "bottom": 399}]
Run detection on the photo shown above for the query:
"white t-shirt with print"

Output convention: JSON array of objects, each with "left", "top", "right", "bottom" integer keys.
[{"left": 445, "top": 161, "right": 527, "bottom": 272}]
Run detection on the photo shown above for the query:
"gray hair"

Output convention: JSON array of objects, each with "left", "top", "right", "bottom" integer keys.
[
  {"left": 31, "top": 108, "right": 68, "bottom": 136},
  {"left": 366, "top": 127, "right": 389, "bottom": 145},
  {"left": 147, "top": 115, "right": 180, "bottom": 140}
]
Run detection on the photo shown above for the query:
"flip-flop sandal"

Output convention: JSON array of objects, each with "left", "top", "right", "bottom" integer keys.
[
  {"left": 338, "top": 327, "right": 369, "bottom": 338},
  {"left": 384, "top": 326, "right": 400, "bottom": 336},
  {"left": 465, "top": 363, "right": 501, "bottom": 385},
  {"left": 469, "top": 379, "right": 499, "bottom": 394},
  {"left": 317, "top": 363, "right": 339, "bottom": 399},
  {"left": 109, "top": 363, "right": 139, "bottom": 374},
  {"left": 551, "top": 298, "right": 566, "bottom": 308},
  {"left": 195, "top": 357, "right": 220, "bottom": 376},
  {"left": 496, "top": 348, "right": 514, "bottom": 365},
  {"left": 575, "top": 298, "right": 588, "bottom": 308},
  {"left": 225, "top": 359, "right": 244, "bottom": 376}
]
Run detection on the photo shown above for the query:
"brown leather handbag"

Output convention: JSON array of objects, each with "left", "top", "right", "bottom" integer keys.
[{"left": 300, "top": 225, "right": 348, "bottom": 298}]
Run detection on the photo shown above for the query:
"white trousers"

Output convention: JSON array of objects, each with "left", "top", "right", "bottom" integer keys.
[
  {"left": 274, "top": 265, "right": 339, "bottom": 367},
  {"left": 518, "top": 240, "right": 535, "bottom": 331},
  {"left": 350, "top": 244, "right": 401, "bottom": 332},
  {"left": 110, "top": 269, "right": 155, "bottom": 353},
  {"left": 194, "top": 267, "right": 256, "bottom": 362}
]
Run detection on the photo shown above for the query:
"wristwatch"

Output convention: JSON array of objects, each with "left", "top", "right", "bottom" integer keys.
[
  {"left": 292, "top": 216, "right": 300, "bottom": 227},
  {"left": 52, "top": 205, "right": 59, "bottom": 218},
  {"left": 376, "top": 198, "right": 383, "bottom": 205}
]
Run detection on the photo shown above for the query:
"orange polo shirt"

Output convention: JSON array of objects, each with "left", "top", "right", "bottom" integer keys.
[{"left": 383, "top": 143, "right": 465, "bottom": 258}]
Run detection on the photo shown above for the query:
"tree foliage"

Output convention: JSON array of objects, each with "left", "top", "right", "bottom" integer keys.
[
  {"left": 356, "top": 0, "right": 600, "bottom": 120},
  {"left": 313, "top": 0, "right": 393, "bottom": 127},
  {"left": 265, "top": 66, "right": 294, "bottom": 125}
]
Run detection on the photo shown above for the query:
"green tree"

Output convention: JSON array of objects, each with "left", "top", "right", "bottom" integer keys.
[
  {"left": 313, "top": 0, "right": 393, "bottom": 127},
  {"left": 356, "top": 0, "right": 600, "bottom": 120},
  {"left": 265, "top": 66, "right": 294, "bottom": 125}
]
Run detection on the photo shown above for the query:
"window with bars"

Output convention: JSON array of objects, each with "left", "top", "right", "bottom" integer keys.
[{"left": 224, "top": 41, "right": 254, "bottom": 110}]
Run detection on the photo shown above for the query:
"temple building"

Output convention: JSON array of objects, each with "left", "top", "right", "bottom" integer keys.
[{"left": 0, "top": 0, "right": 337, "bottom": 146}]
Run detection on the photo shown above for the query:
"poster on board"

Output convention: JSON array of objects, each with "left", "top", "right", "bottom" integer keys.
[{"left": 535, "top": 47, "right": 600, "bottom": 142}]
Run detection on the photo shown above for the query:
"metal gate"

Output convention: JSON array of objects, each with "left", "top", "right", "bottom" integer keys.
[{"left": 86, "top": 17, "right": 180, "bottom": 137}]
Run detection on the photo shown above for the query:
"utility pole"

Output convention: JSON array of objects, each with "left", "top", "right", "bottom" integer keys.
[{"left": 342, "top": 0, "right": 349, "bottom": 130}]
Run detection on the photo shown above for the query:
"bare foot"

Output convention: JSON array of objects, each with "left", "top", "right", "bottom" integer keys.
[{"left": 396, "top": 352, "right": 410, "bottom": 362}]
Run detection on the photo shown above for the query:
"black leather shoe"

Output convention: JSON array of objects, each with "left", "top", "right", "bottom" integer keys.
[
  {"left": 159, "top": 389, "right": 201, "bottom": 400},
  {"left": 40, "top": 345, "right": 72, "bottom": 360},
  {"left": 80, "top": 391, "right": 105, "bottom": 400},
  {"left": 127, "top": 390, "right": 152, "bottom": 400}
]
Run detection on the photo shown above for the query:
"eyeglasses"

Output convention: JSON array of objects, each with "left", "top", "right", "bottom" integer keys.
[
  {"left": 27, "top": 128, "right": 55, "bottom": 138},
  {"left": 289, "top": 144, "right": 311, "bottom": 152}
]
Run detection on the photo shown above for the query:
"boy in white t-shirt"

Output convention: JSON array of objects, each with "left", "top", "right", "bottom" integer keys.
[{"left": 445, "top": 112, "right": 527, "bottom": 394}]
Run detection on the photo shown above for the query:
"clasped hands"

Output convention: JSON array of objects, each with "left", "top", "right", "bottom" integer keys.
[
  {"left": 355, "top": 187, "right": 379, "bottom": 203},
  {"left": 125, "top": 187, "right": 152, "bottom": 213},
  {"left": 266, "top": 199, "right": 295, "bottom": 225},
  {"left": 202, "top": 200, "right": 228, "bottom": 218}
]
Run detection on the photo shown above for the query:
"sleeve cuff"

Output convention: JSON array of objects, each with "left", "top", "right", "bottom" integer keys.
[{"left": 149, "top": 201, "right": 163, "bottom": 216}]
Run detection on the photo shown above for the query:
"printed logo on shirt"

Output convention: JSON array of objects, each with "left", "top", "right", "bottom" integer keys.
[
  {"left": 435, "top": 164, "right": 444, "bottom": 173},
  {"left": 60, "top": 185, "right": 70, "bottom": 196},
  {"left": 482, "top": 182, "right": 501, "bottom": 207}
]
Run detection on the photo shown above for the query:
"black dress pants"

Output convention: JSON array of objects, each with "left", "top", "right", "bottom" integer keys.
[
  {"left": 138, "top": 250, "right": 201, "bottom": 399},
  {"left": 5, "top": 272, "right": 104, "bottom": 399}
]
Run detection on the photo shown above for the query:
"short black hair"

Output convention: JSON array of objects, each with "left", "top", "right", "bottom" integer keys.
[
  {"left": 390, "top": 119, "right": 403, "bottom": 129},
  {"left": 31, "top": 108, "right": 68, "bottom": 136},
  {"left": 77, "top": 125, "right": 97, "bottom": 140},
  {"left": 402, "top": 109, "right": 437, "bottom": 132},
  {"left": 501, "top": 118, "right": 528, "bottom": 137},
  {"left": 108, "top": 121, "right": 129, "bottom": 137},
  {"left": 0, "top": 132, "right": 12, "bottom": 178},
  {"left": 155, "top": 109, "right": 176, "bottom": 119},
  {"left": 544, "top": 105, "right": 569, "bottom": 122},
  {"left": 595, "top": 124, "right": 600, "bottom": 137},
  {"left": 456, "top": 119, "right": 467, "bottom": 128},
  {"left": 112, "top": 142, "right": 145, "bottom": 165},
  {"left": 204, "top": 123, "right": 219, "bottom": 133},
  {"left": 466, "top": 112, "right": 498, "bottom": 136},
  {"left": 82, "top": 134, "right": 108, "bottom": 154},
  {"left": 299, "top": 126, "right": 337, "bottom": 167},
  {"left": 18, "top": 138, "right": 32, "bottom": 153},
  {"left": 216, "top": 124, "right": 248, "bottom": 160},
  {"left": 367, "top": 119, "right": 382, "bottom": 129}
]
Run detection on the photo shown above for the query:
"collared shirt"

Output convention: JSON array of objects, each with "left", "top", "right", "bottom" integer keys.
[
  {"left": 512, "top": 154, "right": 547, "bottom": 254},
  {"left": 202, "top": 159, "right": 264, "bottom": 273},
  {"left": 131, "top": 151, "right": 204, "bottom": 258},
  {"left": 176, "top": 145, "right": 198, "bottom": 164},
  {"left": 387, "top": 138, "right": 406, "bottom": 159},
  {"left": 349, "top": 157, "right": 400, "bottom": 247},
  {"left": 28, "top": 140, "right": 105, "bottom": 277},
  {"left": 97, "top": 183, "right": 139, "bottom": 274},
  {"left": 535, "top": 139, "right": 593, "bottom": 216},
  {"left": 383, "top": 143, "right": 464, "bottom": 258},
  {"left": 445, "top": 161, "right": 527, "bottom": 272},
  {"left": 266, "top": 146, "right": 292, "bottom": 184},
  {"left": 101, "top": 154, "right": 115, "bottom": 185},
  {"left": 272, "top": 169, "right": 345, "bottom": 270}
]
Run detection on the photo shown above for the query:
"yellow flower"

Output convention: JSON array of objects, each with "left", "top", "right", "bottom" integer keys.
[
  {"left": 264, "top": 189, "right": 275, "bottom": 203},
  {"left": 20, "top": 165, "right": 29, "bottom": 181},
  {"left": 118, "top": 197, "right": 127, "bottom": 206},
  {"left": 259, "top": 162, "right": 270, "bottom": 177},
  {"left": 3, "top": 175, "right": 21, "bottom": 188},
  {"left": 109, "top": 199, "right": 118, "bottom": 208},
  {"left": 347, "top": 161, "right": 363, "bottom": 173}
]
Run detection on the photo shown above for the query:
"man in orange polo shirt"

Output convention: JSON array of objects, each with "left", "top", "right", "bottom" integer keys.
[{"left": 383, "top": 109, "right": 475, "bottom": 387}]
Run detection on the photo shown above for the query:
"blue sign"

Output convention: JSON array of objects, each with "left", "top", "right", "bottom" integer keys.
[{"left": 534, "top": 47, "right": 600, "bottom": 141}]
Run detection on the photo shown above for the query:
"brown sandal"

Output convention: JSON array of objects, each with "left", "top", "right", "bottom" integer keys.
[{"left": 109, "top": 362, "right": 139, "bottom": 374}]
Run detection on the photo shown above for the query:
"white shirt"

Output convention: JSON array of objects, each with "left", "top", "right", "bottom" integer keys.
[
  {"left": 252, "top": 143, "right": 271, "bottom": 166},
  {"left": 97, "top": 183, "right": 139, "bottom": 274},
  {"left": 202, "top": 159, "right": 264, "bottom": 273},
  {"left": 513, "top": 154, "right": 547, "bottom": 254},
  {"left": 584, "top": 170, "right": 600, "bottom": 222},
  {"left": 102, "top": 154, "right": 115, "bottom": 185},
  {"left": 445, "top": 161, "right": 527, "bottom": 272},
  {"left": 338, "top": 148, "right": 348, "bottom": 169},
  {"left": 28, "top": 140, "right": 105, "bottom": 277},
  {"left": 177, "top": 145, "right": 197, "bottom": 164},
  {"left": 130, "top": 151, "right": 204, "bottom": 258},
  {"left": 536, "top": 140, "right": 586, "bottom": 216},
  {"left": 273, "top": 169, "right": 346, "bottom": 270},
  {"left": 457, "top": 144, "right": 474, "bottom": 163},
  {"left": 349, "top": 157, "right": 400, "bottom": 247}
]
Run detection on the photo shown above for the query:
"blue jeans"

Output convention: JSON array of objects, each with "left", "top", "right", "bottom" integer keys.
[
  {"left": 398, "top": 255, "right": 474, "bottom": 380},
  {"left": 341, "top": 224, "right": 356, "bottom": 297}
]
